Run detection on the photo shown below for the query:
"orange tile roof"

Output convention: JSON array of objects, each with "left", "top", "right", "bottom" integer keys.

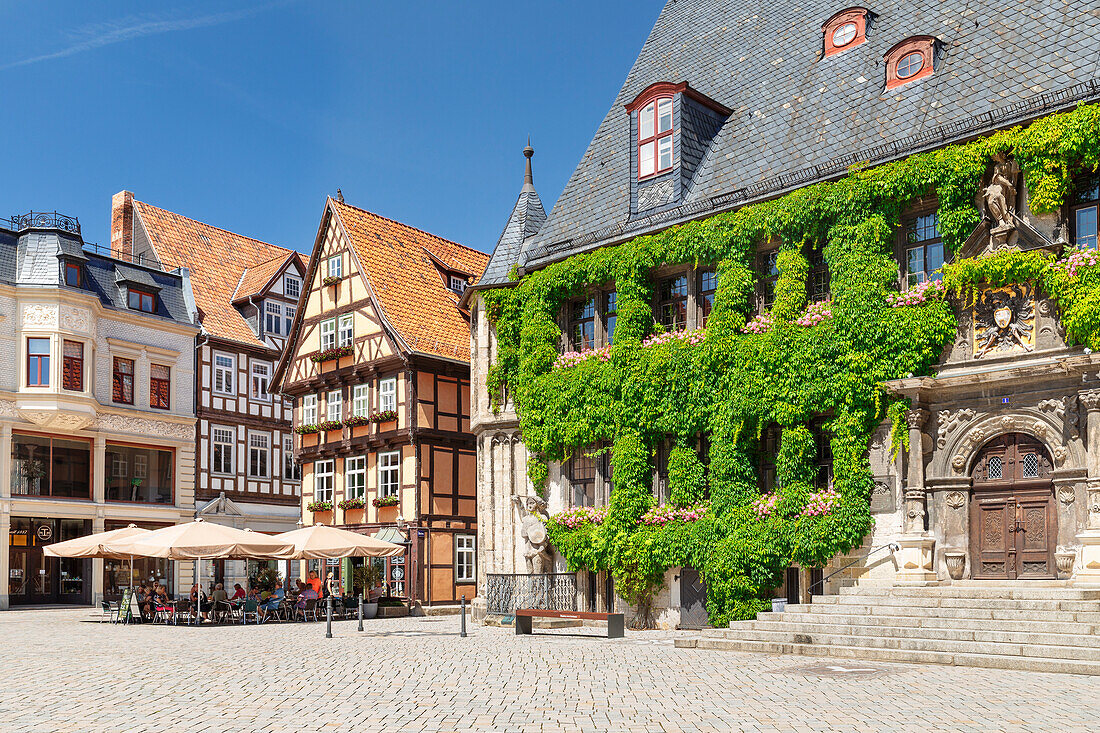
[
  {"left": 133, "top": 199, "right": 303, "bottom": 348},
  {"left": 233, "top": 254, "right": 295, "bottom": 303},
  {"left": 331, "top": 200, "right": 489, "bottom": 362}
]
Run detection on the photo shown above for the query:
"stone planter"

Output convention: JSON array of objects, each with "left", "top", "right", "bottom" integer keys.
[
  {"left": 1055, "top": 550, "right": 1077, "bottom": 579},
  {"left": 944, "top": 550, "right": 967, "bottom": 580},
  {"left": 362, "top": 602, "right": 379, "bottom": 620},
  {"left": 378, "top": 603, "right": 409, "bottom": 618}
]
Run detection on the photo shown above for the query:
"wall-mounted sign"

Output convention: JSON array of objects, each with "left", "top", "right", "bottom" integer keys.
[{"left": 36, "top": 525, "right": 53, "bottom": 543}]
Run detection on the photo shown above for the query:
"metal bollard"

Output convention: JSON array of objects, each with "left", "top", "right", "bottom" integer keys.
[
  {"left": 460, "top": 594, "right": 467, "bottom": 638},
  {"left": 325, "top": 595, "right": 333, "bottom": 639},
  {"left": 358, "top": 593, "right": 364, "bottom": 632}
]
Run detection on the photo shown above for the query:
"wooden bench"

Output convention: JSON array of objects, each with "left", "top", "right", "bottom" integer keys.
[{"left": 515, "top": 609, "right": 625, "bottom": 638}]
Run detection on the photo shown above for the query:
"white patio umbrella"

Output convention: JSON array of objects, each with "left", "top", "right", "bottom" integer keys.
[
  {"left": 272, "top": 524, "right": 405, "bottom": 559},
  {"left": 43, "top": 524, "right": 152, "bottom": 608},
  {"left": 103, "top": 519, "right": 295, "bottom": 622}
]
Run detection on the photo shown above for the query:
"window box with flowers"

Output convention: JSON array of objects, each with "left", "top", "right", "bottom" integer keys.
[
  {"left": 322, "top": 275, "right": 342, "bottom": 287},
  {"left": 369, "top": 409, "right": 399, "bottom": 423},
  {"left": 310, "top": 345, "right": 354, "bottom": 364},
  {"left": 337, "top": 497, "right": 365, "bottom": 511},
  {"left": 343, "top": 415, "right": 371, "bottom": 428},
  {"left": 294, "top": 424, "right": 321, "bottom": 435},
  {"left": 372, "top": 495, "right": 399, "bottom": 508},
  {"left": 307, "top": 500, "right": 333, "bottom": 513},
  {"left": 317, "top": 420, "right": 342, "bottom": 433}
]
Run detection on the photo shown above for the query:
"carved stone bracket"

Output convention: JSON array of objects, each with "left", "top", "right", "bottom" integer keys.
[
  {"left": 1081, "top": 391, "right": 1100, "bottom": 412},
  {"left": 937, "top": 408, "right": 975, "bottom": 449},
  {"left": 1058, "top": 486, "right": 1076, "bottom": 505}
]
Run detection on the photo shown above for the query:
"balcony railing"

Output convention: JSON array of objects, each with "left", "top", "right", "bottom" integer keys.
[
  {"left": 7, "top": 211, "right": 80, "bottom": 235},
  {"left": 485, "top": 573, "right": 577, "bottom": 615}
]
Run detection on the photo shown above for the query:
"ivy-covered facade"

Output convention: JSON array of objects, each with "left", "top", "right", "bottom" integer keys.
[{"left": 467, "top": 0, "right": 1100, "bottom": 628}]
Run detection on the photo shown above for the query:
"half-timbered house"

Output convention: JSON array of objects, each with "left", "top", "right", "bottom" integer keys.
[
  {"left": 274, "top": 196, "right": 487, "bottom": 607},
  {"left": 111, "top": 192, "right": 305, "bottom": 587}
]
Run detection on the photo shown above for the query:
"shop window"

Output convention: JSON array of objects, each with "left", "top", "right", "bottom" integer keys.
[
  {"left": 113, "top": 357, "right": 135, "bottom": 404},
  {"left": 150, "top": 364, "right": 171, "bottom": 410},
  {"left": 62, "top": 340, "right": 83, "bottom": 392},
  {"left": 103, "top": 524, "right": 171, "bottom": 601},
  {"left": 27, "top": 338, "right": 50, "bottom": 387},
  {"left": 211, "top": 427, "right": 234, "bottom": 475},
  {"left": 657, "top": 274, "right": 688, "bottom": 331},
  {"left": 64, "top": 262, "right": 82, "bottom": 287},
  {"left": 757, "top": 250, "right": 780, "bottom": 310},
  {"left": 315, "top": 460, "right": 335, "bottom": 503},
  {"left": 128, "top": 287, "right": 156, "bottom": 313},
  {"left": 456, "top": 534, "right": 476, "bottom": 583},
  {"left": 904, "top": 212, "right": 945, "bottom": 287},
  {"left": 603, "top": 290, "right": 618, "bottom": 346},
  {"left": 379, "top": 451, "right": 400, "bottom": 497},
  {"left": 1072, "top": 172, "right": 1099, "bottom": 250},
  {"left": 345, "top": 455, "right": 367, "bottom": 499},
  {"left": 251, "top": 361, "right": 271, "bottom": 402},
  {"left": 808, "top": 245, "right": 830, "bottom": 302},
  {"left": 379, "top": 377, "right": 397, "bottom": 413},
  {"left": 283, "top": 436, "right": 301, "bottom": 482},
  {"left": 248, "top": 432, "right": 270, "bottom": 478},
  {"left": 11, "top": 434, "right": 92, "bottom": 499},
  {"left": 698, "top": 269, "right": 717, "bottom": 326},
  {"left": 213, "top": 353, "right": 235, "bottom": 394},
  {"left": 568, "top": 446, "right": 597, "bottom": 507},
  {"left": 570, "top": 296, "right": 597, "bottom": 351},
  {"left": 105, "top": 444, "right": 173, "bottom": 503}
]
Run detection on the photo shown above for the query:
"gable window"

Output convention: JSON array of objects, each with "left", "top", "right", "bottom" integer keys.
[
  {"left": 284, "top": 275, "right": 301, "bottom": 299},
  {"left": 283, "top": 436, "right": 300, "bottom": 482},
  {"left": 27, "top": 338, "right": 50, "bottom": 387},
  {"left": 65, "top": 262, "right": 82, "bottom": 288},
  {"left": 113, "top": 357, "right": 134, "bottom": 404},
  {"left": 449, "top": 275, "right": 467, "bottom": 294},
  {"left": 345, "top": 455, "right": 367, "bottom": 499},
  {"left": 251, "top": 361, "right": 271, "bottom": 402},
  {"left": 327, "top": 390, "right": 342, "bottom": 422},
  {"left": 284, "top": 305, "right": 296, "bottom": 335},
  {"left": 758, "top": 250, "right": 780, "bottom": 310},
  {"left": 301, "top": 394, "right": 318, "bottom": 425},
  {"left": 885, "top": 36, "right": 937, "bottom": 89},
  {"left": 265, "top": 301, "right": 282, "bottom": 336},
  {"left": 1072, "top": 173, "right": 1099, "bottom": 250},
  {"left": 314, "top": 459, "right": 334, "bottom": 503},
  {"left": 128, "top": 288, "right": 155, "bottom": 313},
  {"left": 570, "top": 297, "right": 596, "bottom": 351},
  {"left": 338, "top": 314, "right": 354, "bottom": 347},
  {"left": 248, "top": 432, "right": 270, "bottom": 478},
  {"left": 211, "top": 427, "right": 234, "bottom": 475},
  {"left": 657, "top": 274, "right": 688, "bottom": 331},
  {"left": 638, "top": 96, "right": 674, "bottom": 180},
  {"left": 379, "top": 450, "right": 400, "bottom": 497},
  {"left": 379, "top": 377, "right": 397, "bottom": 413},
  {"left": 327, "top": 255, "right": 342, "bottom": 280},
  {"left": 62, "top": 340, "right": 84, "bottom": 392},
  {"left": 604, "top": 291, "right": 618, "bottom": 346},
  {"left": 905, "top": 212, "right": 945, "bottom": 287},
  {"left": 353, "top": 384, "right": 370, "bottom": 417},
  {"left": 320, "top": 319, "right": 337, "bottom": 351},
  {"left": 698, "top": 269, "right": 717, "bottom": 327},
  {"left": 150, "top": 364, "right": 171, "bottom": 410},
  {"left": 455, "top": 534, "right": 476, "bottom": 583},
  {"left": 213, "top": 353, "right": 235, "bottom": 394},
  {"left": 808, "top": 245, "right": 830, "bottom": 302}
]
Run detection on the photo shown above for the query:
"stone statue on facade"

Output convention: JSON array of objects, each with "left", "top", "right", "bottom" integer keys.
[
  {"left": 982, "top": 154, "right": 1019, "bottom": 247},
  {"left": 513, "top": 495, "right": 551, "bottom": 574}
]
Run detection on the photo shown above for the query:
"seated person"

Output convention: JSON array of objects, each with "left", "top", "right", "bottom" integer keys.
[
  {"left": 260, "top": 581, "right": 285, "bottom": 620},
  {"left": 207, "top": 583, "right": 229, "bottom": 620},
  {"left": 296, "top": 582, "right": 319, "bottom": 610},
  {"left": 189, "top": 584, "right": 207, "bottom": 606},
  {"left": 230, "top": 583, "right": 246, "bottom": 601}
]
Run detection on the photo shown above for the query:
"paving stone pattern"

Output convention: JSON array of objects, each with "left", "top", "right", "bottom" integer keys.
[{"left": 2, "top": 609, "right": 1096, "bottom": 733}]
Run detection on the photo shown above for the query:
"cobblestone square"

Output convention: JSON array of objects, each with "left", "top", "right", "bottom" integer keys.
[{"left": 2, "top": 609, "right": 1095, "bottom": 732}]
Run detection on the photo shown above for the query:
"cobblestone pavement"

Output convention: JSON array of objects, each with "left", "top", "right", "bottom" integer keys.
[{"left": 2, "top": 608, "right": 1095, "bottom": 733}]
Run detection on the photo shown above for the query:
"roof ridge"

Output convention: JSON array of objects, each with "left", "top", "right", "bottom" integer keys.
[
  {"left": 332, "top": 198, "right": 488, "bottom": 260},
  {"left": 134, "top": 199, "right": 295, "bottom": 256}
]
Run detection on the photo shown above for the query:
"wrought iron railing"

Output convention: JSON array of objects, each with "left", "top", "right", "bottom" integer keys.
[
  {"left": 7, "top": 211, "right": 80, "bottom": 234},
  {"left": 81, "top": 240, "right": 155, "bottom": 267},
  {"left": 485, "top": 573, "right": 577, "bottom": 614}
]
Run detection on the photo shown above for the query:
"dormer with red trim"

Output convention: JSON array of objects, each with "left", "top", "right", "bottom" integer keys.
[
  {"left": 884, "top": 36, "right": 940, "bottom": 90},
  {"left": 625, "top": 82, "right": 730, "bottom": 217},
  {"left": 821, "top": 7, "right": 875, "bottom": 58}
]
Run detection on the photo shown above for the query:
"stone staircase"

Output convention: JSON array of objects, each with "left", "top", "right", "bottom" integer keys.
[{"left": 674, "top": 581, "right": 1100, "bottom": 675}]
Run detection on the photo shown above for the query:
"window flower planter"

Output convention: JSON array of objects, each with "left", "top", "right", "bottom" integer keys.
[
  {"left": 337, "top": 497, "right": 365, "bottom": 511},
  {"left": 343, "top": 415, "right": 371, "bottom": 428},
  {"left": 307, "top": 500, "right": 333, "bottom": 513},
  {"left": 317, "top": 420, "right": 343, "bottom": 432},
  {"left": 372, "top": 495, "right": 399, "bottom": 508},
  {"left": 294, "top": 424, "right": 321, "bottom": 435},
  {"left": 369, "top": 410, "right": 399, "bottom": 423},
  {"left": 322, "top": 275, "right": 342, "bottom": 286},
  {"left": 310, "top": 345, "right": 354, "bottom": 363}
]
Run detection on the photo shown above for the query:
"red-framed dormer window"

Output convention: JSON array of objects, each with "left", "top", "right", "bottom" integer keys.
[
  {"left": 884, "top": 36, "right": 937, "bottom": 89},
  {"left": 822, "top": 8, "right": 871, "bottom": 57},
  {"left": 128, "top": 287, "right": 155, "bottom": 313},
  {"left": 637, "top": 96, "right": 674, "bottom": 180}
]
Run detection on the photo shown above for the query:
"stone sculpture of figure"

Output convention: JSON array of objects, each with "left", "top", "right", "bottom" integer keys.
[
  {"left": 513, "top": 495, "right": 550, "bottom": 574},
  {"left": 982, "top": 154, "right": 1019, "bottom": 233}
]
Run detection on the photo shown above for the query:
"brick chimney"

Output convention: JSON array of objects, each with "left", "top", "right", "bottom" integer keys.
[{"left": 111, "top": 190, "right": 134, "bottom": 260}]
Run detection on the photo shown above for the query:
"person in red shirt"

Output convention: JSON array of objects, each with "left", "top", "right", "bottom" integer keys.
[
  {"left": 307, "top": 571, "right": 323, "bottom": 596},
  {"left": 230, "top": 583, "right": 246, "bottom": 601}
]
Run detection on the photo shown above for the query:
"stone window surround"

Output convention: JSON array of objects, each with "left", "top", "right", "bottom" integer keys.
[{"left": 105, "top": 338, "right": 180, "bottom": 413}]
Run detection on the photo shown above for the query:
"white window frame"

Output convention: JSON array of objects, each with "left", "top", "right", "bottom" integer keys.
[
  {"left": 315, "top": 459, "right": 334, "bottom": 503},
  {"left": 327, "top": 390, "right": 342, "bottom": 422},
  {"left": 455, "top": 534, "right": 476, "bottom": 583},
  {"left": 251, "top": 360, "right": 271, "bottom": 402},
  {"left": 345, "top": 455, "right": 367, "bottom": 500},
  {"left": 284, "top": 305, "right": 296, "bottom": 336},
  {"left": 283, "top": 435, "right": 300, "bottom": 482},
  {"left": 327, "top": 255, "right": 342, "bottom": 279},
  {"left": 379, "top": 377, "right": 397, "bottom": 413},
  {"left": 353, "top": 384, "right": 370, "bottom": 418},
  {"left": 320, "top": 319, "right": 337, "bottom": 351},
  {"left": 449, "top": 275, "right": 467, "bottom": 294},
  {"left": 264, "top": 301, "right": 282, "bottom": 336},
  {"left": 379, "top": 450, "right": 400, "bottom": 497},
  {"left": 212, "top": 427, "right": 234, "bottom": 475},
  {"left": 302, "top": 394, "right": 317, "bottom": 425},
  {"left": 284, "top": 275, "right": 301, "bottom": 299},
  {"left": 213, "top": 352, "right": 235, "bottom": 395},
  {"left": 248, "top": 432, "right": 270, "bottom": 479},
  {"left": 111, "top": 454, "right": 128, "bottom": 478},
  {"left": 338, "top": 314, "right": 354, "bottom": 347}
]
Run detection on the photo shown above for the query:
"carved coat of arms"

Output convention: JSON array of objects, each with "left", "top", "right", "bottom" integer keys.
[{"left": 972, "top": 283, "right": 1035, "bottom": 359}]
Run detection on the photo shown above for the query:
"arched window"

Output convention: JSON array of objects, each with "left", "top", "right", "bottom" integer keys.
[
  {"left": 884, "top": 36, "right": 938, "bottom": 89},
  {"left": 821, "top": 8, "right": 872, "bottom": 57}
]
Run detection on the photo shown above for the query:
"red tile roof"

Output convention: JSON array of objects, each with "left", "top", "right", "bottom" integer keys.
[
  {"left": 331, "top": 200, "right": 489, "bottom": 362},
  {"left": 133, "top": 199, "right": 304, "bottom": 348}
]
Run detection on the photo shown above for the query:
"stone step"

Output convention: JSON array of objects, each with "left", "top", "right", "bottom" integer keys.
[
  {"left": 836, "top": 586, "right": 1100, "bottom": 601},
  {"left": 783, "top": 602, "right": 1100, "bottom": 623},
  {"left": 755, "top": 610, "right": 1098, "bottom": 636},
  {"left": 741, "top": 619, "right": 1100, "bottom": 649},
  {"left": 813, "top": 594, "right": 1100, "bottom": 612},
  {"left": 945, "top": 579, "right": 1075, "bottom": 588},
  {"left": 706, "top": 627, "right": 1100, "bottom": 662},
  {"left": 675, "top": 637, "right": 1100, "bottom": 676}
]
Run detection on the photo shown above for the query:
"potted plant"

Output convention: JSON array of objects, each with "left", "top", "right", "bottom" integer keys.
[
  {"left": 294, "top": 424, "right": 321, "bottom": 435},
  {"left": 322, "top": 275, "right": 342, "bottom": 287},
  {"left": 307, "top": 500, "right": 333, "bottom": 513},
  {"left": 369, "top": 409, "right": 399, "bottom": 424},
  {"left": 317, "top": 420, "right": 343, "bottom": 433},
  {"left": 338, "top": 496, "right": 366, "bottom": 524},
  {"left": 343, "top": 415, "right": 371, "bottom": 428},
  {"left": 353, "top": 564, "right": 384, "bottom": 619},
  {"left": 309, "top": 345, "right": 354, "bottom": 364},
  {"left": 373, "top": 494, "right": 399, "bottom": 522}
]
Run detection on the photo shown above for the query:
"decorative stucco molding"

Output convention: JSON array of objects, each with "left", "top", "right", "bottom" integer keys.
[
  {"left": 22, "top": 303, "right": 58, "bottom": 328},
  {"left": 59, "top": 305, "right": 91, "bottom": 334},
  {"left": 94, "top": 413, "right": 195, "bottom": 442}
]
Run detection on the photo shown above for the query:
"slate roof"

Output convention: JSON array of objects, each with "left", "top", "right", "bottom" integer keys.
[
  {"left": 480, "top": 148, "right": 549, "bottom": 287},
  {"left": 330, "top": 199, "right": 490, "bottom": 362},
  {"left": 521, "top": 0, "right": 1100, "bottom": 269},
  {"left": 132, "top": 199, "right": 304, "bottom": 349}
]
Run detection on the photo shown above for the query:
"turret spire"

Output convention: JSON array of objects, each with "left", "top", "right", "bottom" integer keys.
[{"left": 523, "top": 138, "right": 535, "bottom": 189}]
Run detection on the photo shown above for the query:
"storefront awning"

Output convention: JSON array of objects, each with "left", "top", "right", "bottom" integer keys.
[{"left": 372, "top": 527, "right": 408, "bottom": 545}]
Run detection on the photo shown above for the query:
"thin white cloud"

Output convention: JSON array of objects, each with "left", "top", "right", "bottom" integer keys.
[{"left": 0, "top": 1, "right": 294, "bottom": 71}]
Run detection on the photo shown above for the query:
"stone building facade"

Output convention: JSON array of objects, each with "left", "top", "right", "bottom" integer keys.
[
  {"left": 467, "top": 0, "right": 1100, "bottom": 626},
  {"left": 0, "top": 212, "right": 198, "bottom": 609}
]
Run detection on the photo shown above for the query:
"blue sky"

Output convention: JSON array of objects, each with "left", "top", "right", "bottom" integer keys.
[{"left": 0, "top": 1, "right": 660, "bottom": 254}]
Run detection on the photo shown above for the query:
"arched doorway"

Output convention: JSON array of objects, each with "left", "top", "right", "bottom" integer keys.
[{"left": 970, "top": 433, "right": 1056, "bottom": 579}]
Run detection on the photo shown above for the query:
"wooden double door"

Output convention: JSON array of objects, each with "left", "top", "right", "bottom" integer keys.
[{"left": 969, "top": 434, "right": 1056, "bottom": 579}]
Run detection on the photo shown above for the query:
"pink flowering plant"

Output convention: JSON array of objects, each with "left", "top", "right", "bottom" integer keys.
[
  {"left": 639, "top": 502, "right": 708, "bottom": 526},
  {"left": 793, "top": 300, "right": 833, "bottom": 327},
  {"left": 640, "top": 328, "right": 705, "bottom": 348},
  {"left": 553, "top": 345, "right": 612, "bottom": 370},
  {"left": 741, "top": 312, "right": 774, "bottom": 334},
  {"left": 800, "top": 487, "right": 841, "bottom": 517},
  {"left": 551, "top": 505, "right": 608, "bottom": 529},
  {"left": 750, "top": 493, "right": 780, "bottom": 519},
  {"left": 885, "top": 278, "right": 946, "bottom": 307}
]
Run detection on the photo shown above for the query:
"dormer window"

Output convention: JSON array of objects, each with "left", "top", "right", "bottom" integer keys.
[
  {"left": 128, "top": 287, "right": 155, "bottom": 313},
  {"left": 64, "top": 262, "right": 82, "bottom": 287},
  {"left": 638, "top": 96, "right": 674, "bottom": 180},
  {"left": 449, "top": 275, "right": 467, "bottom": 294},
  {"left": 822, "top": 8, "right": 872, "bottom": 57},
  {"left": 284, "top": 275, "right": 301, "bottom": 299},
  {"left": 884, "top": 36, "right": 938, "bottom": 89}
]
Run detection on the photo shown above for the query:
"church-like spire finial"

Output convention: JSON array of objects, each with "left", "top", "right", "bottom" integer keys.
[
  {"left": 336, "top": 188, "right": 344, "bottom": 203},
  {"left": 523, "top": 137, "right": 535, "bottom": 190}
]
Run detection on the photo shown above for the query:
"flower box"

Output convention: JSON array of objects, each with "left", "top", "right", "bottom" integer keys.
[
  {"left": 310, "top": 345, "right": 354, "bottom": 364},
  {"left": 317, "top": 420, "right": 343, "bottom": 432},
  {"left": 337, "top": 497, "right": 365, "bottom": 511},
  {"left": 369, "top": 410, "right": 399, "bottom": 423},
  {"left": 294, "top": 424, "right": 321, "bottom": 435},
  {"left": 372, "top": 495, "right": 399, "bottom": 508},
  {"left": 322, "top": 275, "right": 342, "bottom": 286},
  {"left": 307, "top": 500, "right": 333, "bottom": 513},
  {"left": 343, "top": 415, "right": 371, "bottom": 428}
]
